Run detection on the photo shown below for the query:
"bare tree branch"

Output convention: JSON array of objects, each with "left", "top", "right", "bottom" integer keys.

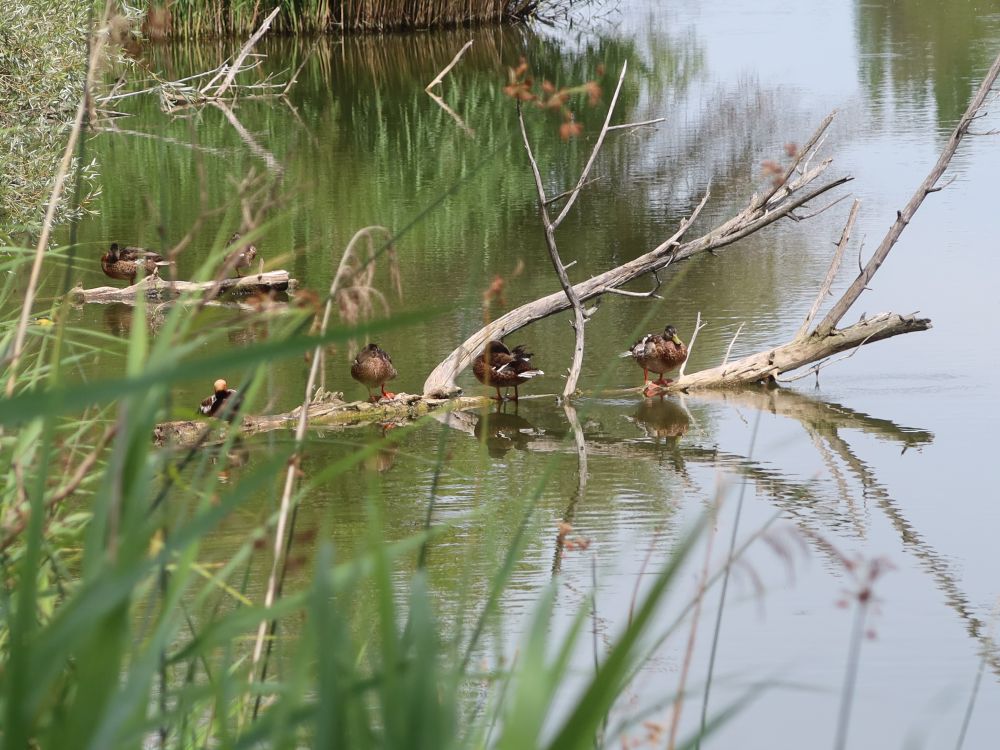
[
  {"left": 213, "top": 7, "right": 281, "bottom": 98},
  {"left": 796, "top": 198, "right": 860, "bottom": 340},
  {"left": 816, "top": 49, "right": 1000, "bottom": 335},
  {"left": 423, "top": 112, "right": 846, "bottom": 397},
  {"left": 722, "top": 323, "right": 745, "bottom": 366},
  {"left": 425, "top": 39, "right": 474, "bottom": 91},
  {"left": 551, "top": 62, "right": 629, "bottom": 230},
  {"left": 676, "top": 312, "right": 705, "bottom": 379},
  {"left": 517, "top": 103, "right": 589, "bottom": 398}
]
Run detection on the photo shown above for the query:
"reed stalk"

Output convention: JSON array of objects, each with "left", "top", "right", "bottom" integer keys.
[{"left": 156, "top": 0, "right": 575, "bottom": 38}]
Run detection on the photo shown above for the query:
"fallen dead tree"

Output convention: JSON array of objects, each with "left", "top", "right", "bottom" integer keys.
[
  {"left": 424, "top": 49, "right": 1000, "bottom": 397},
  {"left": 99, "top": 8, "right": 289, "bottom": 113},
  {"left": 153, "top": 390, "right": 493, "bottom": 447},
  {"left": 69, "top": 270, "right": 295, "bottom": 304}
]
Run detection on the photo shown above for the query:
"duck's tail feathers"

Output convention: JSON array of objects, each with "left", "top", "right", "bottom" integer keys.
[{"left": 619, "top": 350, "right": 634, "bottom": 358}]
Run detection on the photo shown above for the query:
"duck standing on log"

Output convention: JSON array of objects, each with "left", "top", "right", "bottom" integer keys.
[
  {"left": 199, "top": 379, "right": 240, "bottom": 419},
  {"left": 225, "top": 232, "right": 258, "bottom": 277},
  {"left": 101, "top": 243, "right": 172, "bottom": 284},
  {"left": 622, "top": 324, "right": 688, "bottom": 396},
  {"left": 351, "top": 343, "right": 397, "bottom": 402},
  {"left": 473, "top": 340, "right": 543, "bottom": 401}
]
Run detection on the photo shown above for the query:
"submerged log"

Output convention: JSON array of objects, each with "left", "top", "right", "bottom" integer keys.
[
  {"left": 69, "top": 270, "right": 296, "bottom": 304},
  {"left": 153, "top": 389, "right": 496, "bottom": 447}
]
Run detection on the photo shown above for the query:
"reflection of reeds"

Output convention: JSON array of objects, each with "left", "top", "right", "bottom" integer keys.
[{"left": 161, "top": 0, "right": 566, "bottom": 37}]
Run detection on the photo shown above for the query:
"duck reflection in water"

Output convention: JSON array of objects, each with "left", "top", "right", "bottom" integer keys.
[
  {"left": 474, "top": 403, "right": 542, "bottom": 459},
  {"left": 629, "top": 395, "right": 690, "bottom": 444},
  {"left": 102, "top": 303, "right": 133, "bottom": 337},
  {"left": 362, "top": 422, "right": 400, "bottom": 473},
  {"left": 211, "top": 441, "right": 250, "bottom": 484}
]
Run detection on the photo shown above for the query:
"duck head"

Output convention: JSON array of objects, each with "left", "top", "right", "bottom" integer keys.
[{"left": 663, "top": 325, "right": 684, "bottom": 346}]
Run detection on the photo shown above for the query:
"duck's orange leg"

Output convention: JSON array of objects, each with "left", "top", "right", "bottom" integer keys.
[
  {"left": 512, "top": 384, "right": 519, "bottom": 402},
  {"left": 494, "top": 387, "right": 504, "bottom": 402},
  {"left": 380, "top": 384, "right": 396, "bottom": 400},
  {"left": 367, "top": 388, "right": 378, "bottom": 403},
  {"left": 654, "top": 373, "right": 673, "bottom": 386}
]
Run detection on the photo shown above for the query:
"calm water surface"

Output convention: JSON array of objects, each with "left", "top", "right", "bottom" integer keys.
[{"left": 40, "top": 0, "right": 1000, "bottom": 746}]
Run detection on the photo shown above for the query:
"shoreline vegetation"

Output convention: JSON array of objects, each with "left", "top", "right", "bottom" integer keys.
[
  {"left": 1, "top": 3, "right": 995, "bottom": 748},
  {"left": 0, "top": 4, "right": 98, "bottom": 235},
  {"left": 147, "top": 0, "right": 577, "bottom": 38}
]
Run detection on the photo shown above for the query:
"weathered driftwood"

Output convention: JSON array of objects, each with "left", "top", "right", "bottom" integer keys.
[
  {"left": 69, "top": 270, "right": 295, "bottom": 304},
  {"left": 426, "top": 43, "right": 1000, "bottom": 396},
  {"left": 423, "top": 111, "right": 850, "bottom": 397},
  {"left": 664, "top": 312, "right": 930, "bottom": 391},
  {"left": 153, "top": 390, "right": 495, "bottom": 447},
  {"left": 518, "top": 64, "right": 633, "bottom": 399}
]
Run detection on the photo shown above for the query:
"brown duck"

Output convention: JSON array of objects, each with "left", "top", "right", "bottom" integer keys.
[
  {"left": 199, "top": 379, "right": 240, "bottom": 419},
  {"left": 351, "top": 343, "right": 397, "bottom": 402},
  {"left": 101, "top": 243, "right": 172, "bottom": 284},
  {"left": 473, "top": 340, "right": 544, "bottom": 401},
  {"left": 225, "top": 232, "right": 258, "bottom": 277},
  {"left": 622, "top": 324, "right": 688, "bottom": 395}
]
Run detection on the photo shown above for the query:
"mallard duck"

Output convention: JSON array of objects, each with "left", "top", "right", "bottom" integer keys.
[
  {"left": 101, "top": 243, "right": 172, "bottom": 284},
  {"left": 351, "top": 343, "right": 397, "bottom": 402},
  {"left": 225, "top": 232, "right": 258, "bottom": 277},
  {"left": 622, "top": 324, "right": 688, "bottom": 395},
  {"left": 472, "top": 340, "right": 543, "bottom": 401},
  {"left": 199, "top": 379, "right": 240, "bottom": 419}
]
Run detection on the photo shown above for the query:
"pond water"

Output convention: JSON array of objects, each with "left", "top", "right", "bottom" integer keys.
[{"left": 40, "top": 0, "right": 1000, "bottom": 746}]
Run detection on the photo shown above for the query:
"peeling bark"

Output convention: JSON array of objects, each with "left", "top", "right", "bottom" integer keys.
[{"left": 69, "top": 270, "right": 295, "bottom": 304}]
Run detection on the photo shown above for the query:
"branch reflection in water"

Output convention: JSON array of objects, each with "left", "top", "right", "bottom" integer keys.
[{"left": 427, "top": 385, "right": 1000, "bottom": 682}]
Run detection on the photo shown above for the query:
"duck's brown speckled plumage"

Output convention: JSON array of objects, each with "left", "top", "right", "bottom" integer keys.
[
  {"left": 199, "top": 379, "right": 240, "bottom": 420},
  {"left": 625, "top": 324, "right": 688, "bottom": 391},
  {"left": 351, "top": 343, "right": 398, "bottom": 401},
  {"left": 472, "top": 340, "right": 543, "bottom": 401},
  {"left": 101, "top": 243, "right": 171, "bottom": 284},
  {"left": 622, "top": 326, "right": 687, "bottom": 394},
  {"left": 226, "top": 232, "right": 258, "bottom": 277}
]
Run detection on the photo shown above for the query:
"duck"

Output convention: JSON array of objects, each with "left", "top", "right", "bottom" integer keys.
[
  {"left": 351, "top": 343, "right": 397, "bottom": 402},
  {"left": 199, "top": 379, "right": 240, "bottom": 419},
  {"left": 622, "top": 324, "right": 688, "bottom": 396},
  {"left": 225, "top": 232, "right": 258, "bottom": 277},
  {"left": 472, "top": 340, "right": 544, "bottom": 401},
  {"left": 101, "top": 243, "right": 172, "bottom": 284}
]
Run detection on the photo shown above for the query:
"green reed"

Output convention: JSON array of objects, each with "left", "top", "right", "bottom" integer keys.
[
  {"left": 0, "top": 269, "right": 727, "bottom": 749},
  {"left": 0, "top": 12, "right": 798, "bottom": 747},
  {"left": 155, "top": 0, "right": 574, "bottom": 38}
]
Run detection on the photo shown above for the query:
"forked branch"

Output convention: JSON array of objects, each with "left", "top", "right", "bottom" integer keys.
[
  {"left": 423, "top": 112, "right": 847, "bottom": 397},
  {"left": 815, "top": 50, "right": 1000, "bottom": 336},
  {"left": 515, "top": 63, "right": 630, "bottom": 398}
]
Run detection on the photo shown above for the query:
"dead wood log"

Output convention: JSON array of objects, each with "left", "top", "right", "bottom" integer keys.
[
  {"left": 426, "top": 46, "right": 1000, "bottom": 396},
  {"left": 423, "top": 112, "right": 850, "bottom": 397},
  {"left": 153, "top": 390, "right": 493, "bottom": 447},
  {"left": 667, "top": 312, "right": 930, "bottom": 390},
  {"left": 69, "top": 270, "right": 295, "bottom": 304}
]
